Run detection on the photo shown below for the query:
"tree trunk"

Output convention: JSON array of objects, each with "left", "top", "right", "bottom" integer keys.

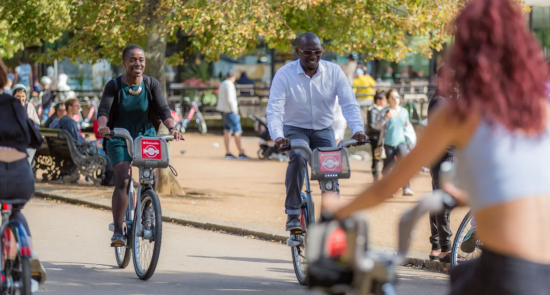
[{"left": 146, "top": 22, "right": 184, "bottom": 196}]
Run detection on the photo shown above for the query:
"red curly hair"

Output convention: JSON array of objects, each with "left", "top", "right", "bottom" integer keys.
[{"left": 450, "top": 0, "right": 549, "bottom": 133}]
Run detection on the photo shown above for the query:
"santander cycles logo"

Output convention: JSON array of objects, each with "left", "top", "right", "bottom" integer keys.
[
  {"left": 142, "top": 140, "right": 162, "bottom": 159},
  {"left": 319, "top": 151, "right": 342, "bottom": 173}
]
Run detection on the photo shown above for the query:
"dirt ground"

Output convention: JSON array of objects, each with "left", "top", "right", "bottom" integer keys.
[{"left": 36, "top": 132, "right": 469, "bottom": 255}]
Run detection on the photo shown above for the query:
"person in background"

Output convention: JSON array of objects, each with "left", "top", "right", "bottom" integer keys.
[
  {"left": 236, "top": 72, "right": 255, "bottom": 96},
  {"left": 353, "top": 68, "right": 377, "bottom": 99},
  {"left": 13, "top": 58, "right": 33, "bottom": 89},
  {"left": 367, "top": 92, "right": 386, "bottom": 181},
  {"left": 39, "top": 76, "right": 54, "bottom": 123},
  {"left": 216, "top": 69, "right": 250, "bottom": 159},
  {"left": 376, "top": 89, "right": 413, "bottom": 196},
  {"left": 340, "top": 54, "right": 358, "bottom": 85},
  {"left": 58, "top": 98, "right": 86, "bottom": 142},
  {"left": 382, "top": 66, "right": 394, "bottom": 83},
  {"left": 44, "top": 103, "right": 66, "bottom": 129},
  {"left": 12, "top": 84, "right": 40, "bottom": 128},
  {"left": 0, "top": 56, "right": 47, "bottom": 286},
  {"left": 7, "top": 67, "right": 14, "bottom": 86}
]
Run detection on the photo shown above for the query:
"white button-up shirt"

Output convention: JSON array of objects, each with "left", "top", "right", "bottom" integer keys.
[{"left": 266, "top": 60, "right": 365, "bottom": 140}]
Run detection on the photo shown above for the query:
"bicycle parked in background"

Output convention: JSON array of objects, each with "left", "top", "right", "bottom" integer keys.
[
  {"left": 105, "top": 128, "right": 174, "bottom": 280},
  {"left": 280, "top": 138, "right": 368, "bottom": 285},
  {"left": 171, "top": 96, "right": 207, "bottom": 135}
]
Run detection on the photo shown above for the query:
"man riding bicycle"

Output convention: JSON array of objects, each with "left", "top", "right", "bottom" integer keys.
[{"left": 266, "top": 32, "right": 367, "bottom": 231}]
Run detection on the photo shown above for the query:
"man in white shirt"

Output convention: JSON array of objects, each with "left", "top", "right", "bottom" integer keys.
[
  {"left": 216, "top": 70, "right": 250, "bottom": 159},
  {"left": 266, "top": 32, "right": 368, "bottom": 230}
]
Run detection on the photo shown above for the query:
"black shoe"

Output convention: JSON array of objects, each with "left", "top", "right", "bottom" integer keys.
[
  {"left": 286, "top": 214, "right": 302, "bottom": 231},
  {"left": 238, "top": 153, "right": 251, "bottom": 160},
  {"left": 225, "top": 153, "right": 237, "bottom": 159},
  {"left": 111, "top": 233, "right": 126, "bottom": 247}
]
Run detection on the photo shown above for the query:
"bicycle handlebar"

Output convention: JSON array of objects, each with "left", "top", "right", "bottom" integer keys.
[
  {"left": 279, "top": 139, "right": 312, "bottom": 162},
  {"left": 104, "top": 128, "right": 135, "bottom": 158},
  {"left": 337, "top": 139, "right": 370, "bottom": 149}
]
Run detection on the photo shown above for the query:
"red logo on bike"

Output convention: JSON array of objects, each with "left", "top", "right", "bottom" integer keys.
[
  {"left": 142, "top": 140, "right": 161, "bottom": 159},
  {"left": 319, "top": 151, "right": 342, "bottom": 173}
]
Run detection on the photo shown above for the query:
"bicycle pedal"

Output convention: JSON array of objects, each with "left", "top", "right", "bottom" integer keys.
[
  {"left": 290, "top": 229, "right": 304, "bottom": 235},
  {"left": 111, "top": 241, "right": 126, "bottom": 247}
]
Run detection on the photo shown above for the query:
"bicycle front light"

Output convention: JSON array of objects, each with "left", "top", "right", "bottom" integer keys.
[{"left": 325, "top": 182, "right": 333, "bottom": 190}]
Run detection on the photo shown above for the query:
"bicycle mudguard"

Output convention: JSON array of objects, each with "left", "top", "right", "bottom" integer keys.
[{"left": 10, "top": 222, "right": 31, "bottom": 257}]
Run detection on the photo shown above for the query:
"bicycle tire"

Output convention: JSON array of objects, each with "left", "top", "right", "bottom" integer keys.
[
  {"left": 451, "top": 210, "right": 481, "bottom": 268},
  {"left": 291, "top": 193, "right": 310, "bottom": 286},
  {"left": 132, "top": 189, "right": 162, "bottom": 280},
  {"left": 115, "top": 223, "right": 131, "bottom": 269},
  {"left": 195, "top": 112, "right": 207, "bottom": 134},
  {"left": 20, "top": 256, "right": 32, "bottom": 295}
]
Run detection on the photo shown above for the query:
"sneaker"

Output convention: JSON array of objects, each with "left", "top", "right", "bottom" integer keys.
[
  {"left": 460, "top": 229, "right": 477, "bottom": 253},
  {"left": 238, "top": 153, "right": 251, "bottom": 160},
  {"left": 30, "top": 253, "right": 47, "bottom": 285},
  {"left": 403, "top": 188, "right": 414, "bottom": 196},
  {"left": 286, "top": 214, "right": 302, "bottom": 231},
  {"left": 111, "top": 233, "right": 126, "bottom": 247},
  {"left": 225, "top": 153, "right": 236, "bottom": 159}
]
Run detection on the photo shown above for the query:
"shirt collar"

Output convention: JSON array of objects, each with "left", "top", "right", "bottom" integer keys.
[{"left": 296, "top": 60, "right": 326, "bottom": 76}]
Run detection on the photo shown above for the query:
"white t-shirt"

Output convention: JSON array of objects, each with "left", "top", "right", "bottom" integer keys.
[{"left": 216, "top": 79, "right": 238, "bottom": 114}]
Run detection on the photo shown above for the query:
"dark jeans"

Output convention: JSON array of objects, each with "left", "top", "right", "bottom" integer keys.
[
  {"left": 429, "top": 156, "right": 453, "bottom": 252},
  {"left": 283, "top": 125, "right": 337, "bottom": 215},
  {"left": 382, "top": 143, "right": 410, "bottom": 189},
  {"left": 368, "top": 133, "right": 380, "bottom": 179},
  {"left": 450, "top": 248, "right": 550, "bottom": 295},
  {"left": 0, "top": 159, "right": 34, "bottom": 236}
]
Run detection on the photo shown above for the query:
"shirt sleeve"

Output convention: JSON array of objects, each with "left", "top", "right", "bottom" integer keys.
[
  {"left": 266, "top": 72, "right": 287, "bottom": 140},
  {"left": 335, "top": 67, "right": 365, "bottom": 135},
  {"left": 228, "top": 82, "right": 239, "bottom": 114}
]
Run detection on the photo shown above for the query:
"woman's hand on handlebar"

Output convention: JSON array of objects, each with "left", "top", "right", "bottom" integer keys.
[
  {"left": 169, "top": 128, "right": 184, "bottom": 141},
  {"left": 98, "top": 126, "right": 111, "bottom": 137}
]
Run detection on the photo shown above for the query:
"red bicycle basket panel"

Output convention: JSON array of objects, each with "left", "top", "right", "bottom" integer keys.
[
  {"left": 141, "top": 139, "right": 162, "bottom": 159},
  {"left": 319, "top": 151, "right": 342, "bottom": 173}
]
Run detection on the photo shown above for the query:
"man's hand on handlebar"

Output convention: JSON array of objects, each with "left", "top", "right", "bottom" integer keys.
[
  {"left": 351, "top": 132, "right": 368, "bottom": 145},
  {"left": 275, "top": 137, "right": 290, "bottom": 151}
]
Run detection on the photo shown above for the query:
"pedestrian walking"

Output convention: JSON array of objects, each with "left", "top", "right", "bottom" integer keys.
[
  {"left": 376, "top": 89, "right": 413, "bottom": 196},
  {"left": 340, "top": 54, "right": 358, "bottom": 85},
  {"left": 367, "top": 92, "right": 386, "bottom": 181},
  {"left": 39, "top": 76, "right": 54, "bottom": 123},
  {"left": 13, "top": 58, "right": 33, "bottom": 89},
  {"left": 216, "top": 69, "right": 250, "bottom": 160}
]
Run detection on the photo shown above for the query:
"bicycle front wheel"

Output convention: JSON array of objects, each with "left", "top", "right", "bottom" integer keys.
[
  {"left": 195, "top": 112, "right": 207, "bottom": 134},
  {"left": 132, "top": 189, "right": 163, "bottom": 280},
  {"left": 451, "top": 210, "right": 481, "bottom": 268},
  {"left": 115, "top": 223, "right": 131, "bottom": 268}
]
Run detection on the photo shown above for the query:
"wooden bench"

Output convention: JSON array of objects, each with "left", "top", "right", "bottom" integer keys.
[{"left": 33, "top": 128, "right": 107, "bottom": 185}]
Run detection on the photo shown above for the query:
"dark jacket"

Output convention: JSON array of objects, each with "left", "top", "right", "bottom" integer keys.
[
  {"left": 98, "top": 75, "right": 172, "bottom": 150},
  {"left": 41, "top": 89, "right": 54, "bottom": 110},
  {"left": 428, "top": 92, "right": 454, "bottom": 164},
  {"left": 367, "top": 105, "right": 384, "bottom": 138},
  {"left": 0, "top": 93, "right": 43, "bottom": 153},
  {"left": 58, "top": 116, "right": 85, "bottom": 142}
]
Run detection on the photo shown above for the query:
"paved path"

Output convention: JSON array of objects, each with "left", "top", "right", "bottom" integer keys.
[{"left": 27, "top": 199, "right": 448, "bottom": 294}]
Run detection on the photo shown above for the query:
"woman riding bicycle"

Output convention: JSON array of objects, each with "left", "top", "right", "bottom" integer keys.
[
  {"left": 0, "top": 57, "right": 47, "bottom": 284},
  {"left": 97, "top": 45, "right": 183, "bottom": 246},
  {"left": 325, "top": 0, "right": 550, "bottom": 293}
]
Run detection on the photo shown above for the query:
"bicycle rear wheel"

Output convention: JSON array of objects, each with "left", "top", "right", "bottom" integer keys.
[
  {"left": 451, "top": 210, "right": 481, "bottom": 268},
  {"left": 20, "top": 257, "right": 32, "bottom": 295},
  {"left": 132, "top": 189, "right": 163, "bottom": 280},
  {"left": 195, "top": 112, "right": 207, "bottom": 134},
  {"left": 114, "top": 223, "right": 131, "bottom": 268}
]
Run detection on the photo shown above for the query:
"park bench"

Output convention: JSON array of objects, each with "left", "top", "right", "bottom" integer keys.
[{"left": 32, "top": 128, "right": 107, "bottom": 185}]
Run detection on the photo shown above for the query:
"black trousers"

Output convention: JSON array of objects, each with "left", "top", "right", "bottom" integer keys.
[
  {"left": 382, "top": 143, "right": 410, "bottom": 189},
  {"left": 450, "top": 248, "right": 550, "bottom": 295},
  {"left": 429, "top": 156, "right": 453, "bottom": 252},
  {"left": 368, "top": 133, "right": 380, "bottom": 179}
]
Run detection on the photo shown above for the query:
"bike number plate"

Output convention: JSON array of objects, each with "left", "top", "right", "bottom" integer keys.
[
  {"left": 318, "top": 151, "right": 342, "bottom": 173},
  {"left": 141, "top": 139, "right": 162, "bottom": 159}
]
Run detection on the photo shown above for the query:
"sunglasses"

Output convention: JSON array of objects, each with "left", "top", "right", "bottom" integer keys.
[
  {"left": 392, "top": 95, "right": 401, "bottom": 99},
  {"left": 298, "top": 48, "right": 324, "bottom": 56}
]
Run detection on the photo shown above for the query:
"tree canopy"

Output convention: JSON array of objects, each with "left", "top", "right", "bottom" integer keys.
[{"left": 1, "top": 0, "right": 466, "bottom": 63}]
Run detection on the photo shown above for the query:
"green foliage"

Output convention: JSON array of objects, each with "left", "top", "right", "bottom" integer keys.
[{"left": 181, "top": 60, "right": 213, "bottom": 82}]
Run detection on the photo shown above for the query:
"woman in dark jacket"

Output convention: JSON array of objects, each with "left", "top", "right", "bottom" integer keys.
[
  {"left": 97, "top": 45, "right": 183, "bottom": 245},
  {"left": 0, "top": 57, "right": 46, "bottom": 284}
]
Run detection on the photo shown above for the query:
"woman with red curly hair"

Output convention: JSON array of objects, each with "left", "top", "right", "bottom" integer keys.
[{"left": 325, "top": 0, "right": 550, "bottom": 293}]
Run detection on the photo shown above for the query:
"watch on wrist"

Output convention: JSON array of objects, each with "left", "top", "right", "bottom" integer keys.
[{"left": 168, "top": 127, "right": 177, "bottom": 132}]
